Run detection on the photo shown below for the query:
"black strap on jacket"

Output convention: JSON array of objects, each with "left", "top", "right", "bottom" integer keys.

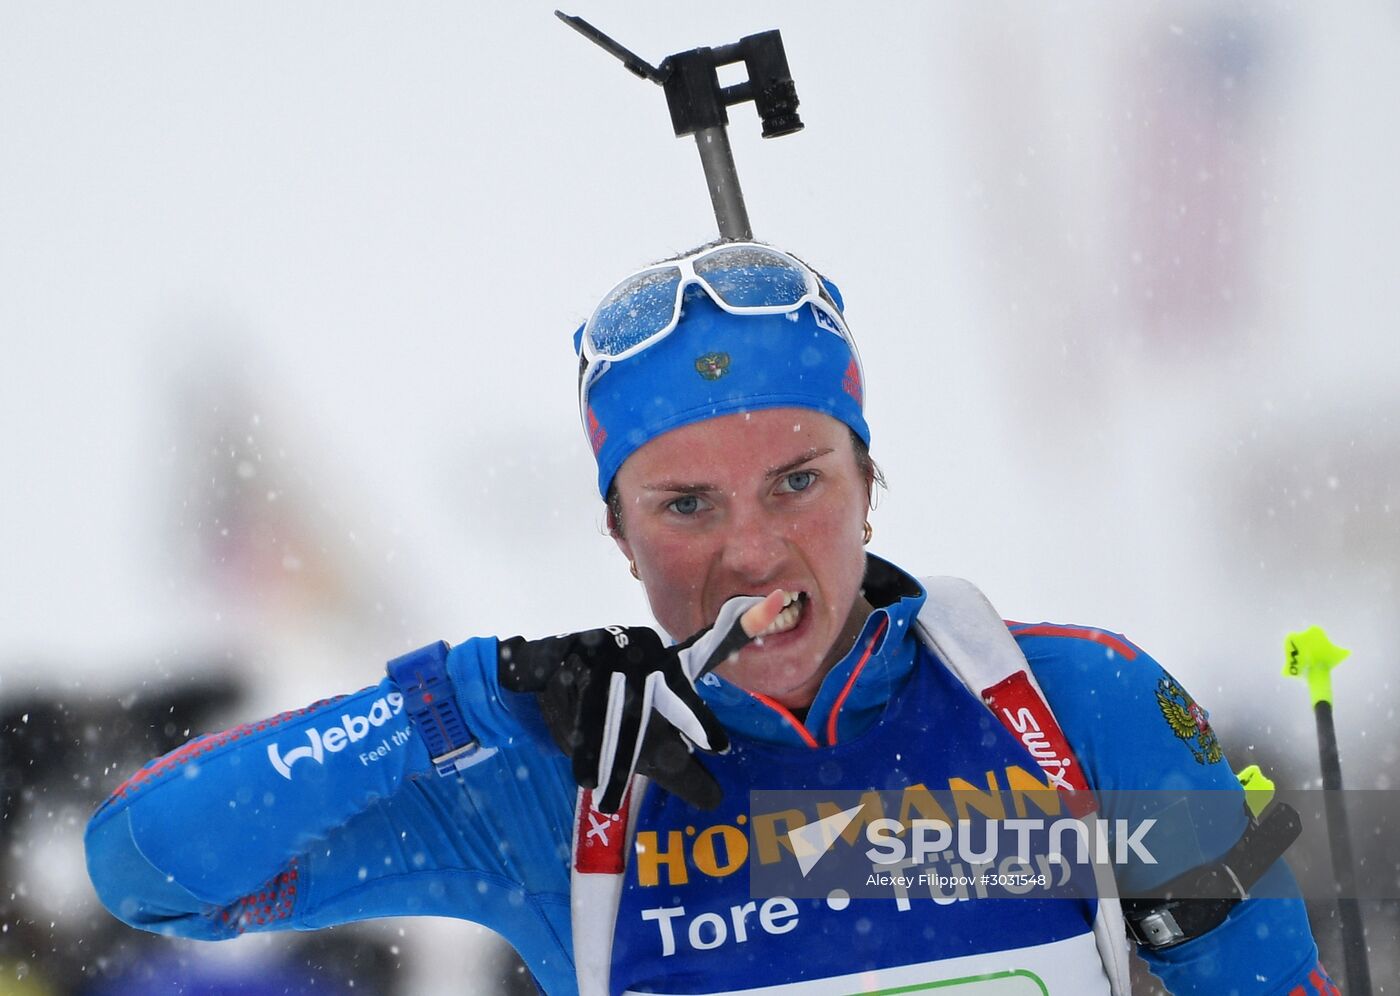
[{"left": 1122, "top": 801, "right": 1302, "bottom": 949}]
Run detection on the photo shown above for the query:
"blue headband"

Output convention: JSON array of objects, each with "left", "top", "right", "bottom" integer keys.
[{"left": 574, "top": 281, "right": 869, "bottom": 497}]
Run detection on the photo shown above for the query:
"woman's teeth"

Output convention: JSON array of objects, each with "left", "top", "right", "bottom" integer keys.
[{"left": 758, "top": 591, "right": 805, "bottom": 637}]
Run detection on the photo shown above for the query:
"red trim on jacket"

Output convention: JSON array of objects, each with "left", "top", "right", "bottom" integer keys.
[
  {"left": 744, "top": 691, "right": 819, "bottom": 748},
  {"left": 1010, "top": 624, "right": 1138, "bottom": 661},
  {"left": 827, "top": 617, "right": 889, "bottom": 746}
]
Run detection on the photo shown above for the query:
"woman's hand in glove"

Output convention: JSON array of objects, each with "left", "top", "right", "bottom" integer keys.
[{"left": 497, "top": 590, "right": 792, "bottom": 813}]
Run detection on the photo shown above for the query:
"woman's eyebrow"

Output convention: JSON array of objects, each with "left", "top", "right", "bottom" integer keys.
[
  {"left": 765, "top": 447, "right": 834, "bottom": 480},
  {"left": 642, "top": 480, "right": 716, "bottom": 493}
]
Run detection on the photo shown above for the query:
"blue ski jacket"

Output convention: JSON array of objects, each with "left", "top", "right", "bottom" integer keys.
[{"left": 86, "top": 558, "right": 1334, "bottom": 994}]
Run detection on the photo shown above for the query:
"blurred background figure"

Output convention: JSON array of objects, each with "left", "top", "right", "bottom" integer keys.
[{"left": 2, "top": 2, "right": 1395, "bottom": 993}]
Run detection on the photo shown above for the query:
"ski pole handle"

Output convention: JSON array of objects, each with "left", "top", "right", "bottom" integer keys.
[{"left": 1283, "top": 625, "right": 1348, "bottom": 707}]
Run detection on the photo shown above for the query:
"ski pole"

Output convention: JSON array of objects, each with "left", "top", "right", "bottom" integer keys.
[{"left": 1283, "top": 626, "right": 1372, "bottom": 994}]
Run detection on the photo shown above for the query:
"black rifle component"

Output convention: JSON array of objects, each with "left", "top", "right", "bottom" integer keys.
[{"left": 556, "top": 12, "right": 803, "bottom": 240}]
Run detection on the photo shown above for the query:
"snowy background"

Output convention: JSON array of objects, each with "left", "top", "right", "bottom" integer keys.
[{"left": 3, "top": 1, "right": 1397, "bottom": 993}]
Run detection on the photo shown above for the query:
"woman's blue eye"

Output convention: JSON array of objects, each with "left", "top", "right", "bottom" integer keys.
[
  {"left": 669, "top": 495, "right": 702, "bottom": 515},
  {"left": 782, "top": 470, "right": 816, "bottom": 493}
]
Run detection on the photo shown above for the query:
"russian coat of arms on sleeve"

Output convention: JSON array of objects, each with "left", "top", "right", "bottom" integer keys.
[{"left": 1155, "top": 676, "right": 1224, "bottom": 765}]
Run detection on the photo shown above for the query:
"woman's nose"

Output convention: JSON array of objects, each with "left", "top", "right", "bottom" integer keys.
[{"left": 718, "top": 504, "right": 790, "bottom": 581}]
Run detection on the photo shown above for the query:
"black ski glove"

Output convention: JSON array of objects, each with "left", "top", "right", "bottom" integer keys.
[{"left": 498, "top": 592, "right": 785, "bottom": 813}]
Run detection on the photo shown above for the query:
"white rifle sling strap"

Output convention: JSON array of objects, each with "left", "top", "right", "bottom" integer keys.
[
  {"left": 915, "top": 576, "right": 1132, "bottom": 996},
  {"left": 571, "top": 780, "right": 643, "bottom": 996}
]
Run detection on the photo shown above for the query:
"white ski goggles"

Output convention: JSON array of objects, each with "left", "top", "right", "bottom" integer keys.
[{"left": 576, "top": 242, "right": 862, "bottom": 421}]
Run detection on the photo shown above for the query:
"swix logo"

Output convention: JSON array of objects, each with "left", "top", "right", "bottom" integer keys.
[
  {"left": 586, "top": 809, "right": 617, "bottom": 846},
  {"left": 981, "top": 672, "right": 1090, "bottom": 810},
  {"left": 267, "top": 692, "right": 405, "bottom": 779},
  {"left": 1001, "top": 706, "right": 1075, "bottom": 792},
  {"left": 574, "top": 788, "right": 628, "bottom": 874}
]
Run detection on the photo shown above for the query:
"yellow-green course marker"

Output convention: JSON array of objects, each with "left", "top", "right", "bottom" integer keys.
[{"left": 1283, "top": 626, "right": 1371, "bottom": 994}]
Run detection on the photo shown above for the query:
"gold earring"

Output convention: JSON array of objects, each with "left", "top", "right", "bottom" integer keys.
[
  {"left": 862, "top": 520, "right": 873, "bottom": 545},
  {"left": 629, "top": 560, "right": 640, "bottom": 580}
]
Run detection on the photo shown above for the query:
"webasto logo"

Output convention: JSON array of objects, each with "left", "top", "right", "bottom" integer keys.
[{"left": 267, "top": 692, "right": 406, "bottom": 779}]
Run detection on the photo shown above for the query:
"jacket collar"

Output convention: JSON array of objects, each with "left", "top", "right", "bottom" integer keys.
[{"left": 696, "top": 555, "right": 927, "bottom": 748}]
